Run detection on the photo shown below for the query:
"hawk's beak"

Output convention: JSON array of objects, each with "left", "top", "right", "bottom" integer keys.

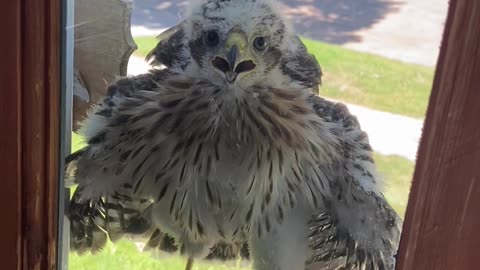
[
  {"left": 211, "top": 32, "right": 256, "bottom": 83},
  {"left": 226, "top": 45, "right": 238, "bottom": 71}
]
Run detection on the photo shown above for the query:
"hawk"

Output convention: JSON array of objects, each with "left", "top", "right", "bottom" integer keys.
[{"left": 67, "top": 0, "right": 402, "bottom": 269}]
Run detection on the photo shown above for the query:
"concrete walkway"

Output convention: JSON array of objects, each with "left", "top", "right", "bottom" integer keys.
[
  {"left": 346, "top": 103, "right": 422, "bottom": 161},
  {"left": 343, "top": 0, "right": 449, "bottom": 67},
  {"left": 127, "top": 56, "right": 423, "bottom": 161}
]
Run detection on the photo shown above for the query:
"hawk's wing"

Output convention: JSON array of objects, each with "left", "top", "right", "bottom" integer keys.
[
  {"left": 67, "top": 71, "right": 249, "bottom": 261},
  {"left": 281, "top": 36, "right": 322, "bottom": 94},
  {"left": 145, "top": 21, "right": 189, "bottom": 70},
  {"left": 305, "top": 95, "right": 402, "bottom": 269},
  {"left": 68, "top": 70, "right": 175, "bottom": 254}
]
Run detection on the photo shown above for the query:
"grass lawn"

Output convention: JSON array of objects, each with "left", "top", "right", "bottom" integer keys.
[
  {"left": 373, "top": 153, "right": 414, "bottom": 218},
  {"left": 69, "top": 133, "right": 413, "bottom": 270},
  {"left": 133, "top": 36, "right": 433, "bottom": 118},
  {"left": 69, "top": 241, "right": 250, "bottom": 270}
]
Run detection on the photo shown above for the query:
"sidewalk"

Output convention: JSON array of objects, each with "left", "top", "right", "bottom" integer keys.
[
  {"left": 346, "top": 103, "right": 422, "bottom": 161},
  {"left": 343, "top": 0, "right": 448, "bottom": 66}
]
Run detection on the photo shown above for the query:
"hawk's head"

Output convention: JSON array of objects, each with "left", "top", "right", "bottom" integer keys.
[{"left": 147, "top": 0, "right": 322, "bottom": 93}]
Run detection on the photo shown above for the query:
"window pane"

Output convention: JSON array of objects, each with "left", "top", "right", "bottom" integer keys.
[{"left": 64, "top": 1, "right": 448, "bottom": 270}]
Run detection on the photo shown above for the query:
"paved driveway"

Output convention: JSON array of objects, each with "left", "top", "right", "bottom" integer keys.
[
  {"left": 130, "top": 0, "right": 448, "bottom": 66},
  {"left": 343, "top": 0, "right": 449, "bottom": 66}
]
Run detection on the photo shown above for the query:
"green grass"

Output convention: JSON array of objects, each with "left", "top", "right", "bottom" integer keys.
[
  {"left": 69, "top": 241, "right": 250, "bottom": 270},
  {"left": 133, "top": 36, "right": 159, "bottom": 60},
  {"left": 302, "top": 39, "right": 433, "bottom": 118},
  {"left": 133, "top": 36, "right": 433, "bottom": 118},
  {"left": 373, "top": 153, "right": 414, "bottom": 218},
  {"left": 69, "top": 134, "right": 413, "bottom": 270}
]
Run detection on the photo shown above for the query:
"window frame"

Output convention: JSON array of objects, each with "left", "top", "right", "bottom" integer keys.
[
  {"left": 396, "top": 0, "right": 480, "bottom": 268},
  {"left": 0, "top": 0, "right": 63, "bottom": 269}
]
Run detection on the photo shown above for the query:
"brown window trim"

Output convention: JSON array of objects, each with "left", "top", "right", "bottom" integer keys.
[
  {"left": 0, "top": 0, "right": 62, "bottom": 269},
  {"left": 396, "top": 0, "right": 480, "bottom": 268}
]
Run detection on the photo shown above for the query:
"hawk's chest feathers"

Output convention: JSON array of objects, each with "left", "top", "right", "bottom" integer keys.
[{"left": 101, "top": 77, "right": 341, "bottom": 239}]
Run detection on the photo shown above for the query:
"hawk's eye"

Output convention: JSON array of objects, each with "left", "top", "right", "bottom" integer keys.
[
  {"left": 253, "top": 37, "right": 268, "bottom": 51},
  {"left": 205, "top": 30, "right": 220, "bottom": 47}
]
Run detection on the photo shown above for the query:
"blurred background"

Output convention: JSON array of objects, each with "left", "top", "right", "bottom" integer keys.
[{"left": 70, "top": 0, "right": 448, "bottom": 269}]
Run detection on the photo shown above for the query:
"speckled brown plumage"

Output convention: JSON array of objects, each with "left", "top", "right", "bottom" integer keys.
[{"left": 67, "top": 1, "right": 401, "bottom": 269}]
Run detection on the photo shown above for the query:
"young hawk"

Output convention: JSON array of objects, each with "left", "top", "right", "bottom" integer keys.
[{"left": 67, "top": 0, "right": 402, "bottom": 269}]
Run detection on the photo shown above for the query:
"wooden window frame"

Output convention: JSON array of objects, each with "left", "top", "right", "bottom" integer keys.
[
  {"left": 0, "top": 0, "right": 479, "bottom": 269},
  {"left": 0, "top": 0, "right": 63, "bottom": 269},
  {"left": 395, "top": 0, "right": 480, "bottom": 268}
]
